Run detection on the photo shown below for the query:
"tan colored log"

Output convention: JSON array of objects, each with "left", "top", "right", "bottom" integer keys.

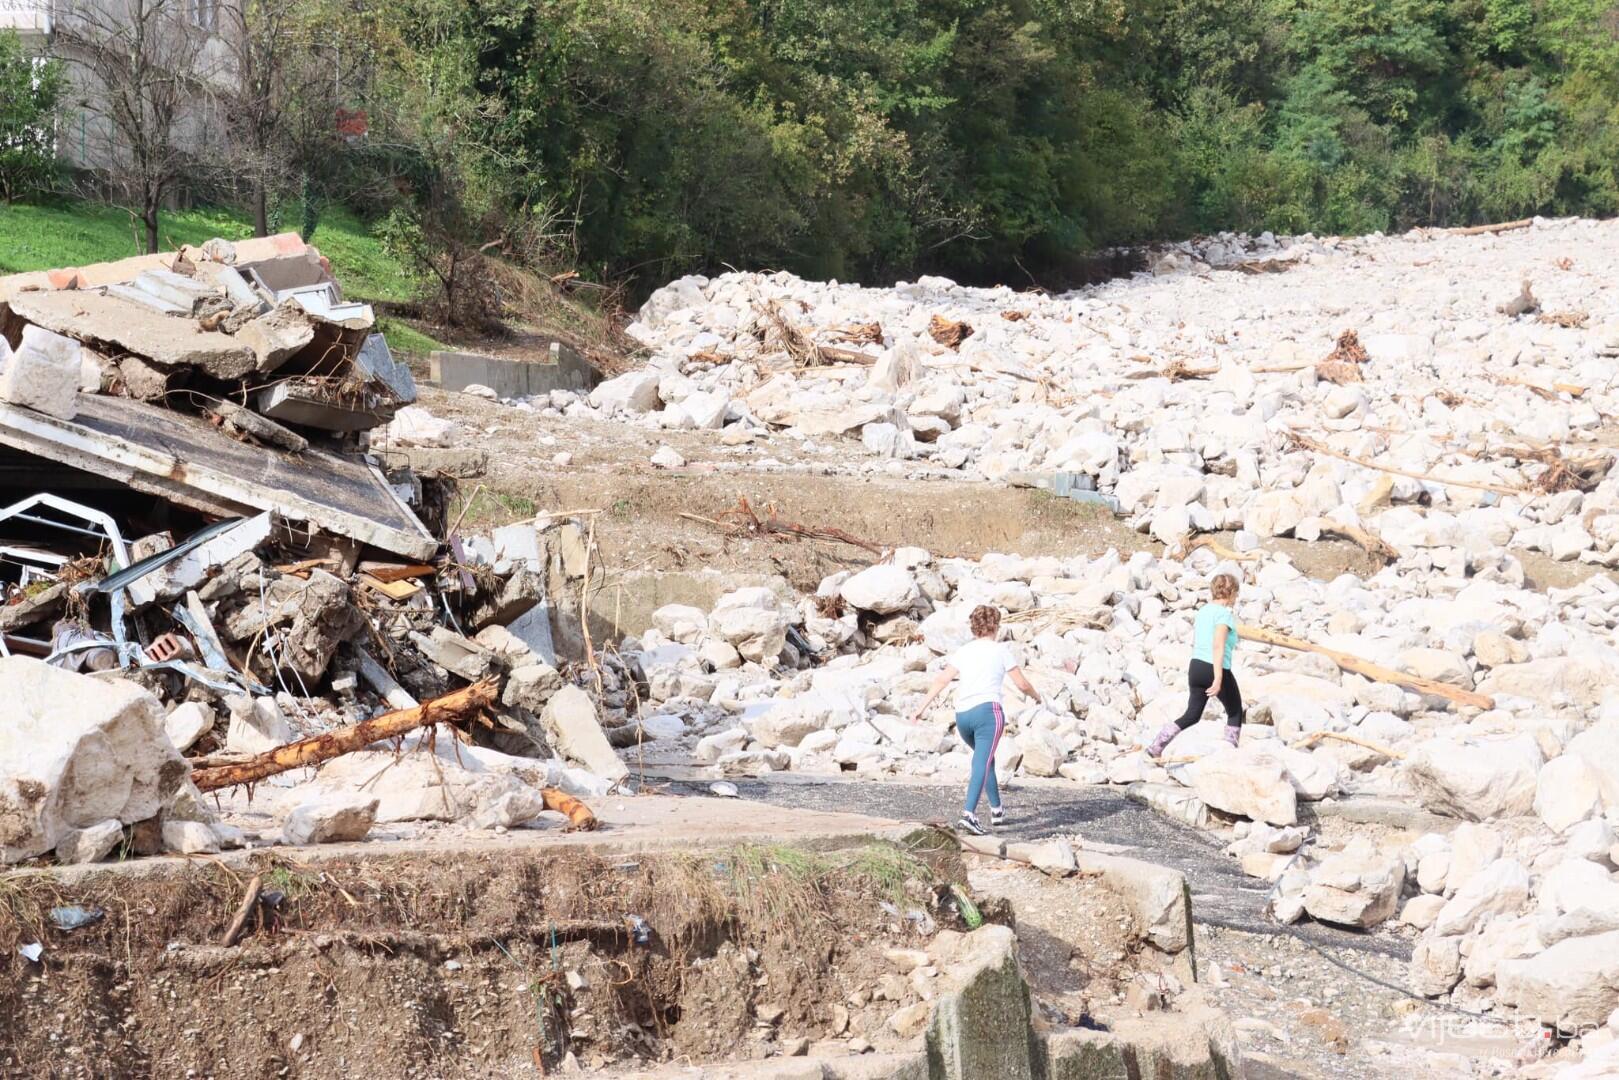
[
  {"left": 1287, "top": 433, "right": 1525, "bottom": 496},
  {"left": 1290, "top": 730, "right": 1404, "bottom": 761},
  {"left": 1238, "top": 624, "right": 1493, "bottom": 709},
  {"left": 543, "top": 789, "right": 598, "bottom": 832},
  {"left": 1175, "top": 534, "right": 1261, "bottom": 562},
  {"left": 1318, "top": 522, "right": 1399, "bottom": 563},
  {"left": 1449, "top": 218, "right": 1532, "bottom": 237},
  {"left": 192, "top": 681, "right": 500, "bottom": 791},
  {"left": 221, "top": 873, "right": 263, "bottom": 946}
]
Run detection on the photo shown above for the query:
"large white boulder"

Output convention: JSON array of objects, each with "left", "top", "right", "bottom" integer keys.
[
  {"left": 840, "top": 564, "right": 919, "bottom": 615},
  {"left": 589, "top": 369, "right": 662, "bottom": 413},
  {"left": 1498, "top": 929, "right": 1619, "bottom": 1031},
  {"left": 1302, "top": 841, "right": 1404, "bottom": 928},
  {"left": 1402, "top": 734, "right": 1542, "bottom": 821},
  {"left": 282, "top": 795, "right": 379, "bottom": 845},
  {"left": 1184, "top": 746, "right": 1298, "bottom": 826},
  {"left": 0, "top": 325, "right": 81, "bottom": 420},
  {"left": 308, "top": 749, "right": 542, "bottom": 824},
  {"left": 1433, "top": 858, "right": 1530, "bottom": 937},
  {"left": 651, "top": 604, "right": 708, "bottom": 644},
  {"left": 1480, "top": 654, "right": 1611, "bottom": 710},
  {"left": 0, "top": 659, "right": 186, "bottom": 863},
  {"left": 1535, "top": 755, "right": 1602, "bottom": 833}
]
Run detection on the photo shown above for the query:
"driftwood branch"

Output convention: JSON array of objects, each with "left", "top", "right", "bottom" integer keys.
[
  {"left": 221, "top": 873, "right": 263, "bottom": 946},
  {"left": 1286, "top": 432, "right": 1525, "bottom": 496},
  {"left": 192, "top": 681, "right": 499, "bottom": 791},
  {"left": 191, "top": 680, "right": 599, "bottom": 830},
  {"left": 1317, "top": 522, "right": 1399, "bottom": 563},
  {"left": 1448, "top": 218, "right": 1532, "bottom": 237},
  {"left": 1291, "top": 730, "right": 1405, "bottom": 761},
  {"left": 1239, "top": 624, "right": 1493, "bottom": 709},
  {"left": 1174, "top": 535, "right": 1260, "bottom": 562}
]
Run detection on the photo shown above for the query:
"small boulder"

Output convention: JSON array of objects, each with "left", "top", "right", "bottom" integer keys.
[{"left": 282, "top": 795, "right": 379, "bottom": 845}]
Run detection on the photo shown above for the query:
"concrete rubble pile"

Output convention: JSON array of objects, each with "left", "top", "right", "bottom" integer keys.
[
  {"left": 526, "top": 216, "right": 1619, "bottom": 1054},
  {"left": 0, "top": 241, "right": 625, "bottom": 866}
]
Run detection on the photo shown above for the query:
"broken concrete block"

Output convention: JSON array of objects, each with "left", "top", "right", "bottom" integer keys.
[
  {"left": 7, "top": 289, "right": 257, "bottom": 379},
  {"left": 282, "top": 795, "right": 379, "bottom": 845},
  {"left": 307, "top": 749, "right": 530, "bottom": 823},
  {"left": 354, "top": 333, "right": 416, "bottom": 403},
  {"left": 503, "top": 662, "right": 564, "bottom": 712},
  {"left": 0, "top": 659, "right": 186, "bottom": 863},
  {"left": 161, "top": 820, "right": 221, "bottom": 854},
  {"left": 0, "top": 324, "right": 81, "bottom": 419},
  {"left": 540, "top": 685, "right": 629, "bottom": 781},
  {"left": 471, "top": 788, "right": 547, "bottom": 829},
  {"left": 55, "top": 819, "right": 124, "bottom": 865},
  {"left": 151, "top": 512, "right": 274, "bottom": 600},
  {"left": 1008, "top": 838, "right": 1077, "bottom": 876},
  {"left": 411, "top": 627, "right": 498, "bottom": 681},
  {"left": 164, "top": 702, "right": 215, "bottom": 753},
  {"left": 224, "top": 696, "right": 293, "bottom": 754},
  {"left": 235, "top": 301, "right": 315, "bottom": 372},
  {"left": 927, "top": 925, "right": 1035, "bottom": 1080}
]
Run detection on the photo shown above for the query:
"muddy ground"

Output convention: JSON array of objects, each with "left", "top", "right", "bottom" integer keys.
[
  {"left": 407, "top": 388, "right": 1602, "bottom": 595},
  {"left": 0, "top": 835, "right": 1169, "bottom": 1080}
]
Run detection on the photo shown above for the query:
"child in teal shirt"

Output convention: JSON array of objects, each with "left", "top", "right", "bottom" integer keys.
[{"left": 1148, "top": 572, "right": 1244, "bottom": 756}]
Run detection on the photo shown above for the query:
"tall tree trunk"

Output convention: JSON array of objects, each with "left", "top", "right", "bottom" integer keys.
[
  {"left": 253, "top": 179, "right": 269, "bottom": 237},
  {"left": 143, "top": 195, "right": 160, "bottom": 254}
]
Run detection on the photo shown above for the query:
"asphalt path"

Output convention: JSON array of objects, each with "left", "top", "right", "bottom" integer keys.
[{"left": 654, "top": 772, "right": 1412, "bottom": 961}]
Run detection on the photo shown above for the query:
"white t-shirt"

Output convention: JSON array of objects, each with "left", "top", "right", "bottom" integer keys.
[{"left": 948, "top": 638, "right": 1016, "bottom": 711}]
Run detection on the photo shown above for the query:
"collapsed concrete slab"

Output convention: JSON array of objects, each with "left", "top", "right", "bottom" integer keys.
[
  {"left": 6, "top": 290, "right": 257, "bottom": 379},
  {"left": 0, "top": 657, "right": 187, "bottom": 863},
  {"left": 0, "top": 394, "right": 436, "bottom": 559}
]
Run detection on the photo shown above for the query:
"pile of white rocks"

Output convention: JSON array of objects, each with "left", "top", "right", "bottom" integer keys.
[
  {"left": 532, "top": 217, "right": 1619, "bottom": 569},
  {"left": 610, "top": 522, "right": 1619, "bottom": 1041}
]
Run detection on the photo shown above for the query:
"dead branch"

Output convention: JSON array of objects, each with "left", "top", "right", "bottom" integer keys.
[
  {"left": 1239, "top": 624, "right": 1493, "bottom": 709},
  {"left": 1315, "top": 360, "right": 1363, "bottom": 385},
  {"left": 1317, "top": 522, "right": 1399, "bottom": 563},
  {"left": 192, "top": 681, "right": 500, "bottom": 791},
  {"left": 1291, "top": 730, "right": 1404, "bottom": 761},
  {"left": 1174, "top": 535, "right": 1260, "bottom": 562},
  {"left": 684, "top": 497, "right": 885, "bottom": 556},
  {"left": 1448, "top": 218, "right": 1533, "bottom": 237},
  {"left": 221, "top": 873, "right": 263, "bottom": 946},
  {"left": 1285, "top": 432, "right": 1525, "bottom": 496},
  {"left": 542, "top": 789, "right": 598, "bottom": 831}
]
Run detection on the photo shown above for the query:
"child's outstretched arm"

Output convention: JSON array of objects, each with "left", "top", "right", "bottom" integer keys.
[
  {"left": 1008, "top": 666, "right": 1043, "bottom": 706},
  {"left": 909, "top": 666, "right": 958, "bottom": 723}
]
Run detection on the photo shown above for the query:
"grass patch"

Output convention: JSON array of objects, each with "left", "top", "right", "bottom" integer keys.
[
  {"left": 453, "top": 489, "right": 539, "bottom": 528},
  {"left": 0, "top": 201, "right": 253, "bottom": 274},
  {"left": 376, "top": 315, "right": 446, "bottom": 356}
]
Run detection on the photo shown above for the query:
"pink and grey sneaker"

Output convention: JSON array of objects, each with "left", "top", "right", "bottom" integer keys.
[{"left": 1224, "top": 725, "right": 1241, "bottom": 748}]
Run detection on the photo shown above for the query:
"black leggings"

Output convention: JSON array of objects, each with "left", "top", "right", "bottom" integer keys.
[{"left": 1175, "top": 660, "right": 1244, "bottom": 729}]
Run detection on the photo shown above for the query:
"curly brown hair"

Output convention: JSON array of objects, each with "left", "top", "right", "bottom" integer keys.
[
  {"left": 969, "top": 605, "right": 1001, "bottom": 638},
  {"left": 1211, "top": 573, "right": 1239, "bottom": 603}
]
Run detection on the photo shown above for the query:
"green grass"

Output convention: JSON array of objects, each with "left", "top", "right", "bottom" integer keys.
[{"left": 0, "top": 198, "right": 446, "bottom": 353}]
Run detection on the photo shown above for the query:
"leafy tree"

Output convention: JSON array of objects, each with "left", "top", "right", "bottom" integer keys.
[{"left": 0, "top": 30, "right": 63, "bottom": 203}]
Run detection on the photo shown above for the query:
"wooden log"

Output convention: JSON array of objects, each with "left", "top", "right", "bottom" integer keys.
[
  {"left": 221, "top": 873, "right": 263, "bottom": 946},
  {"left": 1318, "top": 522, "right": 1399, "bottom": 563},
  {"left": 1238, "top": 624, "right": 1493, "bottom": 709},
  {"left": 1449, "top": 218, "right": 1532, "bottom": 237},
  {"left": 192, "top": 681, "right": 499, "bottom": 791},
  {"left": 1175, "top": 534, "right": 1260, "bottom": 562},
  {"left": 543, "top": 788, "right": 598, "bottom": 832}
]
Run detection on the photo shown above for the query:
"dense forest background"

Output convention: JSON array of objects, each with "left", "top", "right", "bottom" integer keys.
[{"left": 10, "top": 0, "right": 1619, "bottom": 298}]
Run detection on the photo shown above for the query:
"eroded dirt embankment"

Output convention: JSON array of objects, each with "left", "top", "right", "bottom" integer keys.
[{"left": 1, "top": 840, "right": 990, "bottom": 1079}]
